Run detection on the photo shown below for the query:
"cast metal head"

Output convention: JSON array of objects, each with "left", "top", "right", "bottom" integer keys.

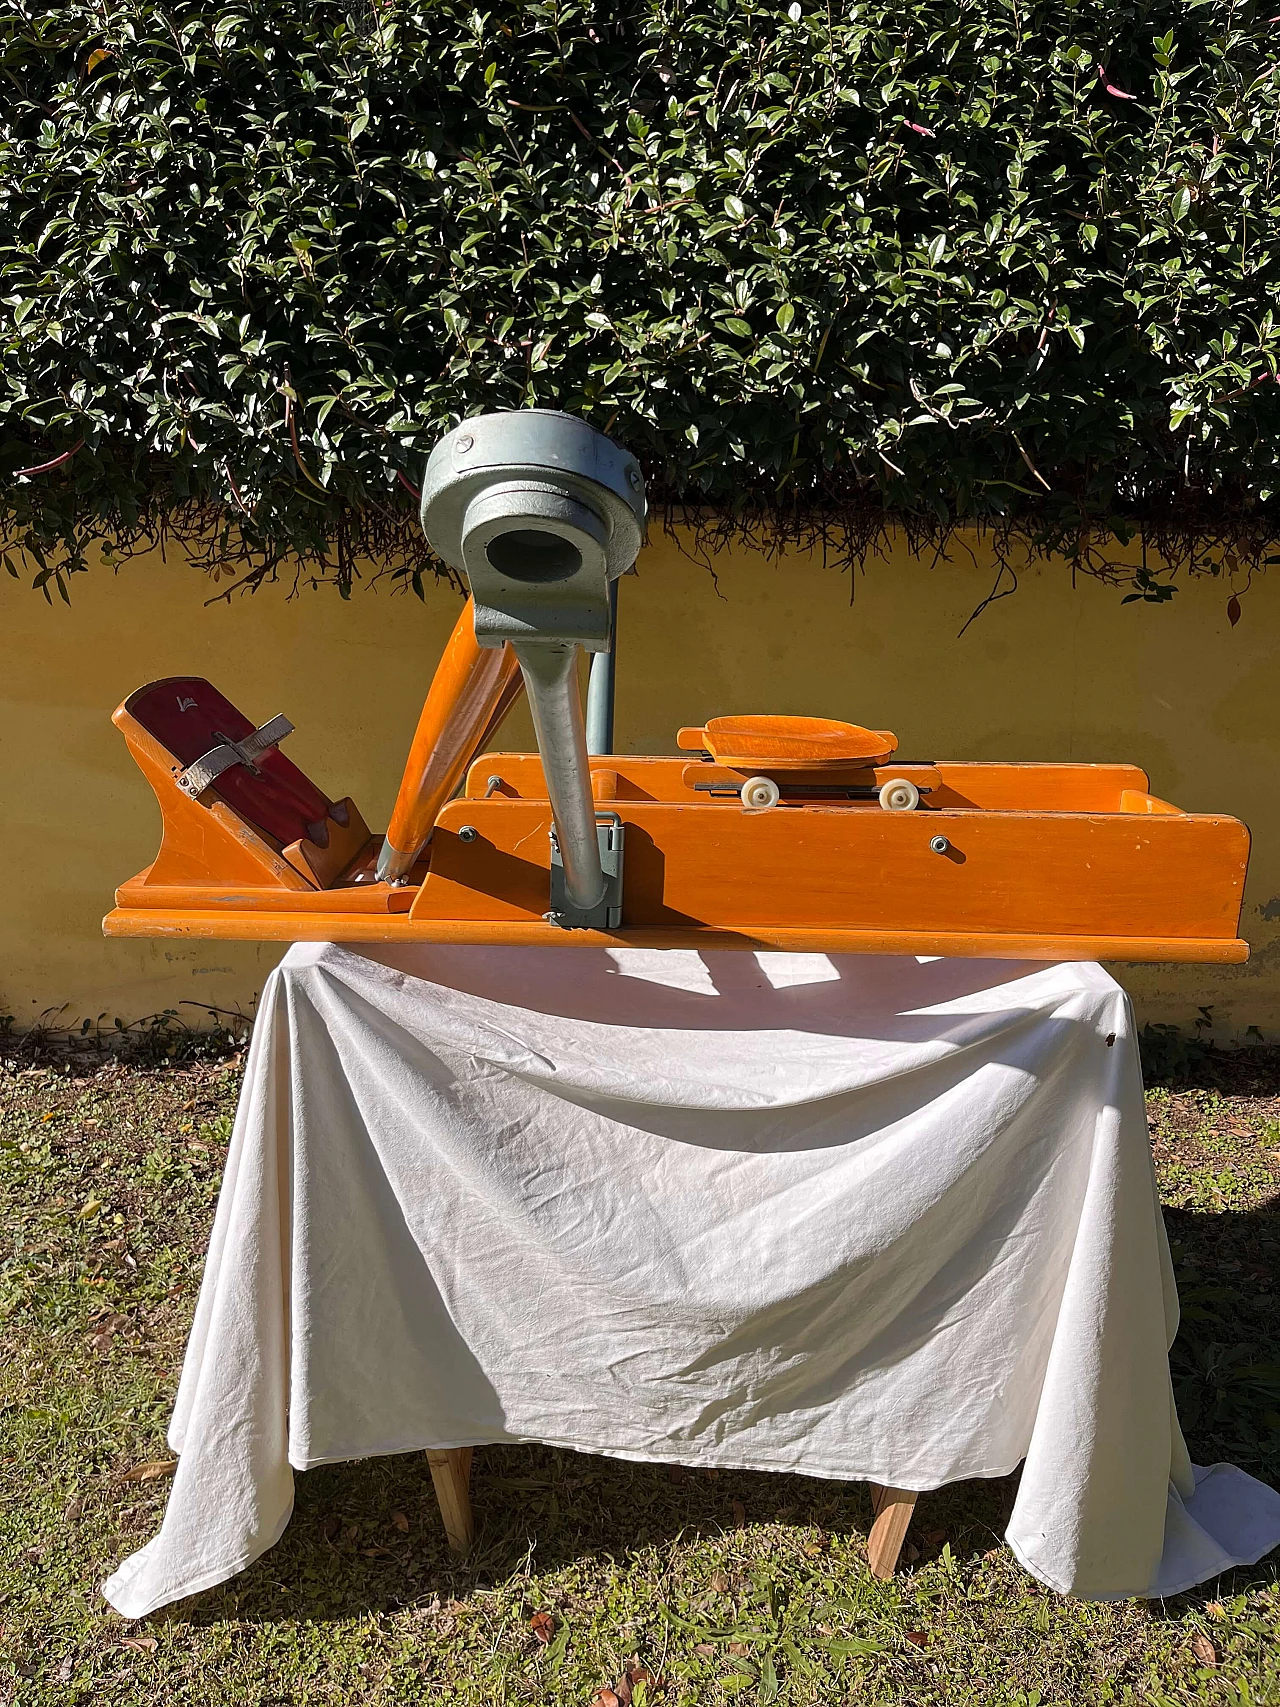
[{"left": 419, "top": 410, "right": 646, "bottom": 651}]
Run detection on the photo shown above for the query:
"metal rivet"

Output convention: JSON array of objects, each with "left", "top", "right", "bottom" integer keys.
[
  {"left": 456, "top": 433, "right": 474, "bottom": 453},
  {"left": 930, "top": 835, "right": 950, "bottom": 855},
  {"left": 458, "top": 825, "right": 478, "bottom": 842},
  {"left": 626, "top": 465, "right": 642, "bottom": 490}
]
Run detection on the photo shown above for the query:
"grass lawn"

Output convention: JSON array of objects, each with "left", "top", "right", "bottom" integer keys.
[{"left": 2, "top": 1036, "right": 1279, "bottom": 1706}]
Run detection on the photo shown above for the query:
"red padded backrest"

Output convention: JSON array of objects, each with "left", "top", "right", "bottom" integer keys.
[{"left": 125, "top": 677, "right": 330, "bottom": 849}]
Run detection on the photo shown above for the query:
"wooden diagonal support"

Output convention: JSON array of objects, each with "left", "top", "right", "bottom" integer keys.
[
  {"left": 867, "top": 1482, "right": 918, "bottom": 1578},
  {"left": 426, "top": 1446, "right": 475, "bottom": 1555}
]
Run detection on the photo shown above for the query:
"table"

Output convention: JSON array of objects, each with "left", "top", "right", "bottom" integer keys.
[{"left": 103, "top": 943, "right": 1280, "bottom": 1618}]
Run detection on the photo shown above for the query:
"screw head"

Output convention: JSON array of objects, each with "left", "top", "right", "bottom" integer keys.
[
  {"left": 458, "top": 825, "right": 478, "bottom": 842},
  {"left": 626, "top": 464, "right": 642, "bottom": 491},
  {"left": 930, "top": 835, "right": 950, "bottom": 855},
  {"left": 456, "top": 433, "right": 474, "bottom": 454}
]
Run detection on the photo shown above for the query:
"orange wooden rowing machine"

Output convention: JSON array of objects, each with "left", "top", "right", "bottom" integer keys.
[{"left": 104, "top": 411, "right": 1250, "bottom": 964}]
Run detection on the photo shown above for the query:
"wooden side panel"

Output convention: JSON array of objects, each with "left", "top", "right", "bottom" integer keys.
[
  {"left": 931, "top": 762, "right": 1150, "bottom": 811},
  {"left": 114, "top": 870, "right": 414, "bottom": 914},
  {"left": 101, "top": 907, "right": 1251, "bottom": 961},
  {"left": 467, "top": 754, "right": 1153, "bottom": 813},
  {"left": 413, "top": 797, "right": 1249, "bottom": 943}
]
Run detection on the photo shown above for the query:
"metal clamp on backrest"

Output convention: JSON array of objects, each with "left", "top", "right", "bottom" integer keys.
[
  {"left": 176, "top": 713, "right": 295, "bottom": 799},
  {"left": 418, "top": 411, "right": 646, "bottom": 928}
]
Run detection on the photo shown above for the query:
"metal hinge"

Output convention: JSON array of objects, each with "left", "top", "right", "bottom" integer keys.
[{"left": 546, "top": 812, "right": 624, "bottom": 930}]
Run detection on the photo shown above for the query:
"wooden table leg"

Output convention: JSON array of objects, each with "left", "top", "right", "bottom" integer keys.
[
  {"left": 426, "top": 1446, "right": 475, "bottom": 1555},
  {"left": 867, "top": 1483, "right": 918, "bottom": 1578}
]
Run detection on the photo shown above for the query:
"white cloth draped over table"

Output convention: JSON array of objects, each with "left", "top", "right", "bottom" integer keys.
[{"left": 103, "top": 944, "right": 1280, "bottom": 1618}]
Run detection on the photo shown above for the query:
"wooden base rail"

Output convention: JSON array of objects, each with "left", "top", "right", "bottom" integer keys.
[{"left": 423, "top": 1447, "right": 919, "bottom": 1576}]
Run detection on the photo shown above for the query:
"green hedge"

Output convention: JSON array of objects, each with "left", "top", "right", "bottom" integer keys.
[{"left": 2, "top": 0, "right": 1278, "bottom": 599}]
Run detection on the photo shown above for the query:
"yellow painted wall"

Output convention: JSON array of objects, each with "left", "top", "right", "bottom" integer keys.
[{"left": 4, "top": 534, "right": 1277, "bottom": 1036}]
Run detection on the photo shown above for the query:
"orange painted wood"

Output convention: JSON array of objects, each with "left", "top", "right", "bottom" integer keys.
[
  {"left": 867, "top": 1485, "right": 918, "bottom": 1577},
  {"left": 412, "top": 796, "right": 1249, "bottom": 942},
  {"left": 114, "top": 695, "right": 377, "bottom": 898},
  {"left": 680, "top": 714, "right": 898, "bottom": 771},
  {"left": 113, "top": 707, "right": 317, "bottom": 891},
  {"left": 280, "top": 797, "right": 373, "bottom": 887},
  {"left": 114, "top": 868, "right": 412, "bottom": 914},
  {"left": 930, "top": 762, "right": 1151, "bottom": 811},
  {"left": 382, "top": 598, "right": 522, "bottom": 868},
  {"left": 1120, "top": 789, "right": 1183, "bottom": 816},
  {"left": 465, "top": 754, "right": 1154, "bottom": 813},
  {"left": 108, "top": 701, "right": 1250, "bottom": 963},
  {"left": 472, "top": 662, "right": 526, "bottom": 759},
  {"left": 101, "top": 905, "right": 1250, "bottom": 960}
]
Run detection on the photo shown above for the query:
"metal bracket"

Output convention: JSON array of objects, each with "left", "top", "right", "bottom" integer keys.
[
  {"left": 176, "top": 713, "right": 294, "bottom": 799},
  {"left": 547, "top": 812, "right": 624, "bottom": 930}
]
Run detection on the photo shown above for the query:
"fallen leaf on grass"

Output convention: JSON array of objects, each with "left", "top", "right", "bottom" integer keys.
[
  {"left": 390, "top": 1510, "right": 410, "bottom": 1533},
  {"left": 606, "top": 1662, "right": 662, "bottom": 1704},
  {"left": 710, "top": 1570, "right": 731, "bottom": 1594},
  {"left": 728, "top": 1641, "right": 751, "bottom": 1657},
  {"left": 1190, "top": 1632, "right": 1218, "bottom": 1666},
  {"left": 1205, "top": 1600, "right": 1227, "bottom": 1620},
  {"left": 592, "top": 1692, "right": 621, "bottom": 1707},
  {"left": 731, "top": 1499, "right": 747, "bottom": 1526},
  {"left": 904, "top": 1630, "right": 929, "bottom": 1647},
  {"left": 694, "top": 1643, "right": 717, "bottom": 1657},
  {"left": 529, "top": 1610, "right": 556, "bottom": 1644},
  {"left": 118, "top": 1636, "right": 157, "bottom": 1653},
  {"left": 120, "top": 1460, "right": 176, "bottom": 1483}
]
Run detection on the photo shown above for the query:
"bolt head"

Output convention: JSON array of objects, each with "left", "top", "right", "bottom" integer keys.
[
  {"left": 458, "top": 825, "right": 478, "bottom": 842},
  {"left": 456, "top": 433, "right": 474, "bottom": 454},
  {"left": 626, "top": 465, "right": 642, "bottom": 491},
  {"left": 930, "top": 835, "right": 950, "bottom": 855}
]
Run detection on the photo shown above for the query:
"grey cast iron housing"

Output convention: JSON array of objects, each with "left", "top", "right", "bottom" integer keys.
[{"left": 418, "top": 410, "right": 647, "bottom": 925}]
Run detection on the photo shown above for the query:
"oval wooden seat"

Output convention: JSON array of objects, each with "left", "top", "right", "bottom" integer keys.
[{"left": 677, "top": 714, "right": 899, "bottom": 772}]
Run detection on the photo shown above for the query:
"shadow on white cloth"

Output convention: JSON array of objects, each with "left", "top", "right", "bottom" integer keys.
[{"left": 102, "top": 945, "right": 1280, "bottom": 1617}]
